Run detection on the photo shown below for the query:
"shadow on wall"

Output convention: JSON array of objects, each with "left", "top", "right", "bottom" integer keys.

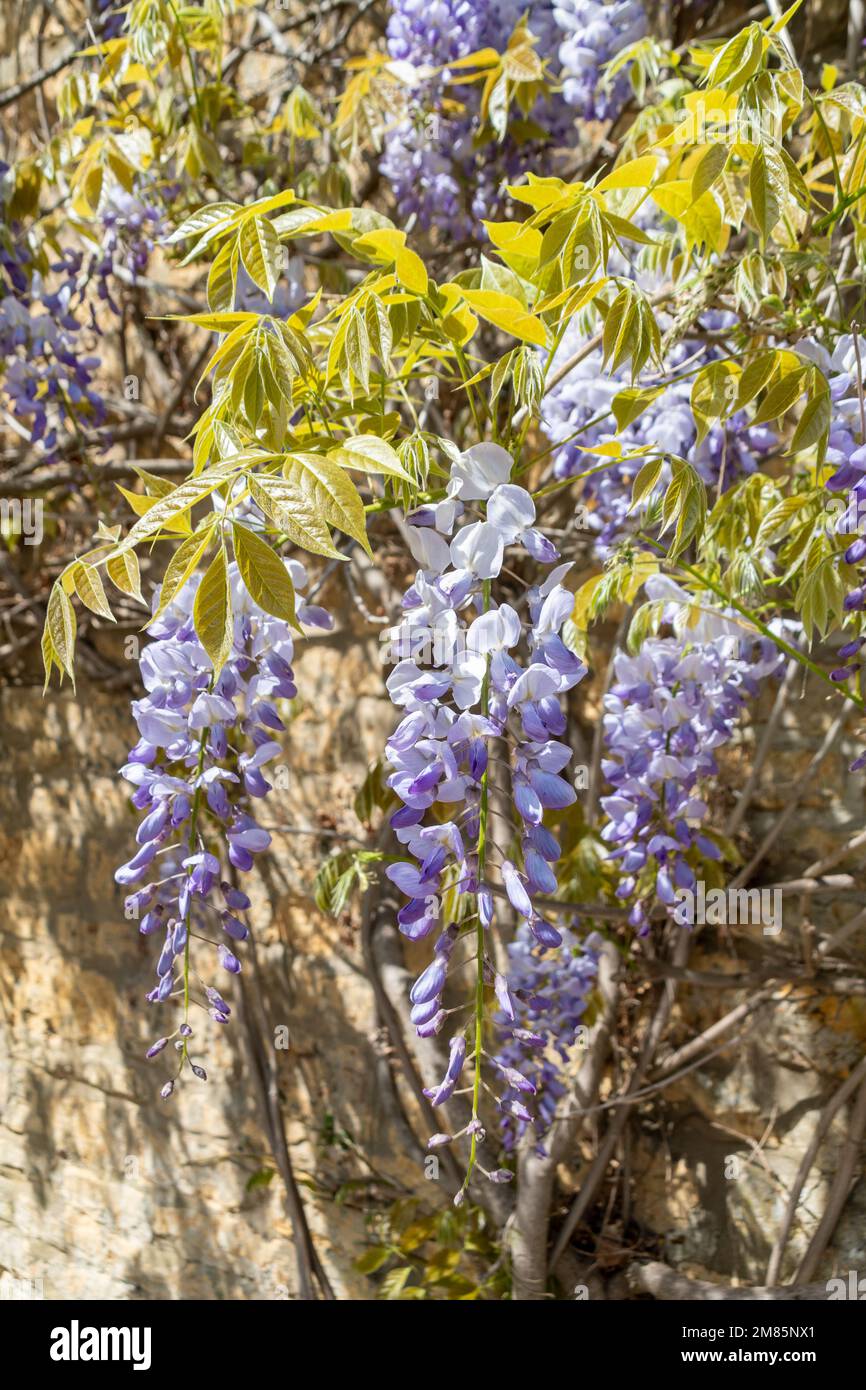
[{"left": 0, "top": 660, "right": 417, "bottom": 1300}]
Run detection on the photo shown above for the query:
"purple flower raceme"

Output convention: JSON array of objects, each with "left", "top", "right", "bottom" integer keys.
[
  {"left": 494, "top": 922, "right": 601, "bottom": 1152},
  {"left": 797, "top": 336, "right": 866, "bottom": 693},
  {"left": 599, "top": 578, "right": 786, "bottom": 932},
  {"left": 793, "top": 334, "right": 866, "bottom": 768},
  {"left": 383, "top": 441, "right": 588, "bottom": 1175},
  {"left": 382, "top": 0, "right": 604, "bottom": 234},
  {"left": 381, "top": 0, "right": 488, "bottom": 237},
  {"left": 0, "top": 166, "right": 108, "bottom": 460},
  {"left": 553, "top": 0, "right": 647, "bottom": 120},
  {"left": 542, "top": 314, "right": 776, "bottom": 558},
  {"left": 116, "top": 555, "right": 332, "bottom": 1091},
  {"left": 95, "top": 185, "right": 167, "bottom": 310}
]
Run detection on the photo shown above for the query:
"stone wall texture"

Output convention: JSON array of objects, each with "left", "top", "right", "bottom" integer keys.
[{"left": 1, "top": 623, "right": 865, "bottom": 1299}]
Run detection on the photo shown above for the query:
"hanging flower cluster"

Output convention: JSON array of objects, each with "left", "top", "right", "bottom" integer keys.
[
  {"left": 95, "top": 186, "right": 168, "bottom": 309},
  {"left": 493, "top": 921, "right": 601, "bottom": 1153},
  {"left": 116, "top": 556, "right": 332, "bottom": 1095},
  {"left": 799, "top": 335, "right": 866, "bottom": 652},
  {"left": 599, "top": 580, "right": 785, "bottom": 933},
  {"left": 381, "top": 0, "right": 644, "bottom": 236},
  {"left": 542, "top": 317, "right": 776, "bottom": 557},
  {"left": 553, "top": 0, "right": 647, "bottom": 118},
  {"left": 383, "top": 440, "right": 587, "bottom": 1178},
  {"left": 381, "top": 0, "right": 488, "bottom": 236},
  {"left": 0, "top": 165, "right": 107, "bottom": 460}
]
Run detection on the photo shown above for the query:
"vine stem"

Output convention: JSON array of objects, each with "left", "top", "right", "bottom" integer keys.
[
  {"left": 464, "top": 577, "right": 492, "bottom": 1192},
  {"left": 181, "top": 722, "right": 210, "bottom": 1062},
  {"left": 165, "top": 0, "right": 205, "bottom": 125},
  {"left": 638, "top": 532, "right": 866, "bottom": 713}
]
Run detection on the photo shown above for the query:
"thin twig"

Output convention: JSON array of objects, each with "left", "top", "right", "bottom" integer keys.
[
  {"left": 765, "top": 1053, "right": 866, "bottom": 1285},
  {"left": 726, "top": 658, "right": 798, "bottom": 836}
]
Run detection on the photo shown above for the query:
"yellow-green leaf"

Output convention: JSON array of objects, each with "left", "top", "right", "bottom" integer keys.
[
  {"left": 71, "top": 561, "right": 115, "bottom": 621},
  {"left": 46, "top": 583, "right": 77, "bottom": 684},
  {"left": 289, "top": 453, "right": 371, "bottom": 556},
  {"left": 232, "top": 521, "right": 299, "bottom": 628},
  {"left": 328, "top": 434, "right": 413, "bottom": 482},
  {"left": 458, "top": 288, "right": 546, "bottom": 346},
  {"left": 193, "top": 547, "right": 233, "bottom": 675},
  {"left": 106, "top": 548, "right": 144, "bottom": 603},
  {"left": 151, "top": 526, "right": 214, "bottom": 624},
  {"left": 115, "top": 457, "right": 251, "bottom": 554},
  {"left": 239, "top": 215, "right": 281, "bottom": 300},
  {"left": 248, "top": 473, "right": 342, "bottom": 560},
  {"left": 596, "top": 155, "right": 658, "bottom": 192}
]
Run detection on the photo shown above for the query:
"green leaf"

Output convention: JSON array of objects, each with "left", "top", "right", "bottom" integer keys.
[
  {"left": 381, "top": 1266, "right": 414, "bottom": 1300},
  {"left": 207, "top": 238, "right": 238, "bottom": 313},
  {"left": 232, "top": 521, "right": 299, "bottom": 627},
  {"left": 691, "top": 144, "right": 729, "bottom": 201},
  {"left": 627, "top": 599, "right": 665, "bottom": 653},
  {"left": 755, "top": 493, "right": 814, "bottom": 548},
  {"left": 346, "top": 307, "right": 371, "bottom": 394},
  {"left": 612, "top": 384, "right": 664, "bottom": 431},
  {"left": 596, "top": 154, "right": 659, "bottom": 192},
  {"left": 239, "top": 215, "right": 281, "bottom": 300},
  {"left": 165, "top": 201, "right": 239, "bottom": 246},
  {"left": 152, "top": 527, "right": 214, "bottom": 624},
  {"left": 365, "top": 294, "right": 393, "bottom": 367},
  {"left": 328, "top": 434, "right": 413, "bottom": 482},
  {"left": 796, "top": 557, "right": 845, "bottom": 640},
  {"left": 106, "top": 548, "right": 144, "bottom": 603},
  {"left": 193, "top": 547, "right": 233, "bottom": 674},
  {"left": 71, "top": 561, "right": 115, "bottom": 621},
  {"left": 705, "top": 25, "right": 763, "bottom": 92},
  {"left": 354, "top": 760, "right": 397, "bottom": 826},
  {"left": 115, "top": 457, "right": 254, "bottom": 554},
  {"left": 131, "top": 466, "right": 176, "bottom": 498},
  {"left": 602, "top": 287, "right": 640, "bottom": 375},
  {"left": 46, "top": 583, "right": 77, "bottom": 685},
  {"left": 315, "top": 850, "right": 360, "bottom": 916},
  {"left": 749, "top": 145, "right": 788, "bottom": 243},
  {"left": 661, "top": 460, "right": 707, "bottom": 560},
  {"left": 479, "top": 254, "right": 529, "bottom": 306},
  {"left": 752, "top": 366, "right": 807, "bottom": 425},
  {"left": 691, "top": 360, "right": 741, "bottom": 445},
  {"left": 630, "top": 455, "right": 665, "bottom": 509},
  {"left": 41, "top": 623, "right": 58, "bottom": 692},
  {"left": 458, "top": 288, "right": 547, "bottom": 346},
  {"left": 288, "top": 453, "right": 371, "bottom": 556},
  {"left": 790, "top": 383, "right": 831, "bottom": 460},
  {"left": 354, "top": 1247, "right": 391, "bottom": 1275},
  {"left": 248, "top": 473, "right": 342, "bottom": 560},
  {"left": 736, "top": 350, "right": 778, "bottom": 409}
]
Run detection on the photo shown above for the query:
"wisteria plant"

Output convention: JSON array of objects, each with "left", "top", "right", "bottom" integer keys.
[{"left": 4, "top": 0, "right": 866, "bottom": 1301}]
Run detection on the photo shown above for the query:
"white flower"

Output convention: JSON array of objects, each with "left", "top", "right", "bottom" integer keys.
[
  {"left": 487, "top": 484, "right": 535, "bottom": 542},
  {"left": 507, "top": 663, "right": 561, "bottom": 708},
  {"left": 449, "top": 521, "right": 504, "bottom": 579},
  {"left": 467, "top": 604, "right": 521, "bottom": 655},
  {"left": 447, "top": 442, "right": 513, "bottom": 500},
  {"left": 406, "top": 524, "right": 451, "bottom": 574},
  {"left": 451, "top": 651, "right": 487, "bottom": 710},
  {"left": 534, "top": 584, "right": 574, "bottom": 635}
]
